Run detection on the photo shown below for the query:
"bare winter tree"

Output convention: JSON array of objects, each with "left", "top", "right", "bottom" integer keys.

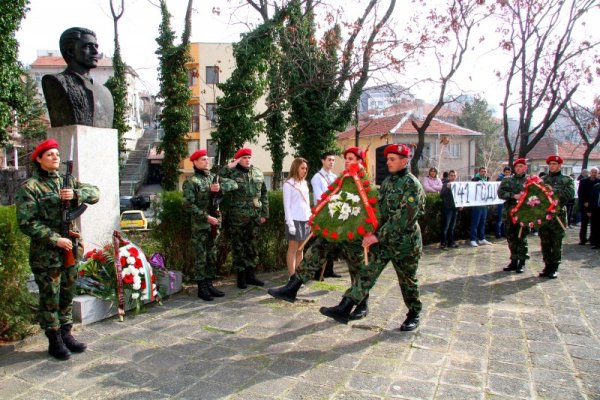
[
  {"left": 496, "top": 0, "right": 600, "bottom": 165},
  {"left": 564, "top": 98, "right": 600, "bottom": 169}
]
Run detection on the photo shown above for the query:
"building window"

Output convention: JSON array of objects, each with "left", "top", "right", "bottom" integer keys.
[
  {"left": 187, "top": 141, "right": 199, "bottom": 155},
  {"left": 447, "top": 143, "right": 461, "bottom": 158},
  {"left": 206, "top": 103, "right": 217, "bottom": 122},
  {"left": 190, "top": 104, "right": 200, "bottom": 132},
  {"left": 206, "top": 139, "right": 217, "bottom": 158},
  {"left": 188, "top": 68, "right": 198, "bottom": 86},
  {"left": 206, "top": 66, "right": 219, "bottom": 84}
]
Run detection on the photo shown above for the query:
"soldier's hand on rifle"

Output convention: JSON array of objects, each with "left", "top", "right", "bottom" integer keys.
[
  {"left": 210, "top": 183, "right": 220, "bottom": 192},
  {"left": 56, "top": 237, "right": 73, "bottom": 250},
  {"left": 60, "top": 188, "right": 75, "bottom": 201},
  {"left": 207, "top": 215, "right": 219, "bottom": 226},
  {"left": 362, "top": 233, "right": 378, "bottom": 249},
  {"left": 227, "top": 158, "right": 240, "bottom": 169},
  {"left": 513, "top": 193, "right": 522, "bottom": 200}
]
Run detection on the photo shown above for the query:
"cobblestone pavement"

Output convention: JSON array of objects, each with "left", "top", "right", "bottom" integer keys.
[{"left": 1, "top": 230, "right": 599, "bottom": 399}]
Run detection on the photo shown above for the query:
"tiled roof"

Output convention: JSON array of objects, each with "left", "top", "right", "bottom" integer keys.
[
  {"left": 30, "top": 55, "right": 113, "bottom": 68},
  {"left": 521, "top": 136, "right": 600, "bottom": 161},
  {"left": 338, "top": 112, "right": 483, "bottom": 139}
]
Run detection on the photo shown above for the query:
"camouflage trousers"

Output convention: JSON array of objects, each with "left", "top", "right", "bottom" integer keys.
[
  {"left": 539, "top": 218, "right": 566, "bottom": 265},
  {"left": 229, "top": 222, "right": 260, "bottom": 272},
  {"left": 33, "top": 265, "right": 78, "bottom": 330},
  {"left": 296, "top": 237, "right": 361, "bottom": 285},
  {"left": 191, "top": 228, "right": 218, "bottom": 281},
  {"left": 344, "top": 235, "right": 423, "bottom": 314},
  {"left": 504, "top": 220, "right": 529, "bottom": 261}
]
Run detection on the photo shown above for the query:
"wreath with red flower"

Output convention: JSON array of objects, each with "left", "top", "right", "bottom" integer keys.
[
  {"left": 309, "top": 163, "right": 379, "bottom": 243},
  {"left": 509, "top": 175, "right": 565, "bottom": 234}
]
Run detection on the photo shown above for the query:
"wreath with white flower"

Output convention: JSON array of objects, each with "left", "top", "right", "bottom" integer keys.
[{"left": 118, "top": 244, "right": 159, "bottom": 312}]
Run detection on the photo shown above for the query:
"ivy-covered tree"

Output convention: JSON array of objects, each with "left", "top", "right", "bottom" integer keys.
[
  {"left": 155, "top": 0, "right": 193, "bottom": 190},
  {"left": 0, "top": 0, "right": 28, "bottom": 147},
  {"left": 104, "top": 0, "right": 129, "bottom": 162},
  {"left": 265, "top": 58, "right": 288, "bottom": 189},
  {"left": 15, "top": 74, "right": 46, "bottom": 141}
]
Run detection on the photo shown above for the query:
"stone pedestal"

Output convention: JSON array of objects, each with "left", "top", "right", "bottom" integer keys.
[{"left": 48, "top": 125, "right": 119, "bottom": 250}]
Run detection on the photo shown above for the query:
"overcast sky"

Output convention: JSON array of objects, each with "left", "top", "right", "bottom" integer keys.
[{"left": 16, "top": 0, "right": 599, "bottom": 116}]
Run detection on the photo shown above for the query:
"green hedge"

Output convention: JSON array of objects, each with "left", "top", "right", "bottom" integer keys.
[{"left": 0, "top": 206, "right": 36, "bottom": 341}]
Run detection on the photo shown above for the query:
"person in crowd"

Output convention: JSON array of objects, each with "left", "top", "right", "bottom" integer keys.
[
  {"left": 470, "top": 166, "right": 492, "bottom": 247},
  {"left": 440, "top": 170, "right": 461, "bottom": 250},
  {"left": 575, "top": 169, "right": 589, "bottom": 225},
  {"left": 422, "top": 167, "right": 443, "bottom": 193},
  {"left": 221, "top": 148, "right": 269, "bottom": 289},
  {"left": 578, "top": 167, "right": 598, "bottom": 245},
  {"left": 497, "top": 159, "right": 529, "bottom": 273},
  {"left": 183, "top": 149, "right": 237, "bottom": 301},
  {"left": 319, "top": 144, "right": 426, "bottom": 330},
  {"left": 441, "top": 171, "right": 449, "bottom": 185},
  {"left": 566, "top": 173, "right": 577, "bottom": 227},
  {"left": 268, "top": 147, "right": 372, "bottom": 321},
  {"left": 495, "top": 166, "right": 512, "bottom": 239},
  {"left": 310, "top": 151, "right": 341, "bottom": 279},
  {"left": 538, "top": 155, "right": 575, "bottom": 278},
  {"left": 16, "top": 139, "right": 99, "bottom": 360},
  {"left": 283, "top": 158, "right": 311, "bottom": 276},
  {"left": 587, "top": 170, "right": 600, "bottom": 249}
]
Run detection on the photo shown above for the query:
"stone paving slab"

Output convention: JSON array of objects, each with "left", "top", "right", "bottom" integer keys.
[{"left": 1, "top": 230, "right": 600, "bottom": 399}]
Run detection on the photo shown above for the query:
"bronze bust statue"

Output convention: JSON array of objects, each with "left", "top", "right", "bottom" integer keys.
[{"left": 42, "top": 27, "right": 114, "bottom": 128}]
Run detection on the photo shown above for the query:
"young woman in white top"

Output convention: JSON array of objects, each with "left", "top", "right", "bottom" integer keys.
[{"left": 283, "top": 157, "right": 311, "bottom": 276}]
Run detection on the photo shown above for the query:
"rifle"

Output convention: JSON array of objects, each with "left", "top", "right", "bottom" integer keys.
[
  {"left": 61, "top": 151, "right": 88, "bottom": 267},
  {"left": 208, "top": 150, "right": 224, "bottom": 238}
]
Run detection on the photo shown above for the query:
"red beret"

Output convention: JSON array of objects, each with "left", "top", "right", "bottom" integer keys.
[
  {"left": 189, "top": 149, "right": 208, "bottom": 161},
  {"left": 546, "top": 155, "right": 563, "bottom": 165},
  {"left": 384, "top": 143, "right": 411, "bottom": 158},
  {"left": 513, "top": 158, "right": 527, "bottom": 167},
  {"left": 343, "top": 147, "right": 364, "bottom": 160},
  {"left": 31, "top": 139, "right": 59, "bottom": 161},
  {"left": 234, "top": 148, "right": 252, "bottom": 159}
]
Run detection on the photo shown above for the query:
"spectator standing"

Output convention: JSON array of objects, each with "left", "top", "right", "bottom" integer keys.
[
  {"left": 470, "top": 167, "right": 492, "bottom": 247},
  {"left": 588, "top": 171, "right": 600, "bottom": 249},
  {"left": 440, "top": 170, "right": 461, "bottom": 249},
  {"left": 495, "top": 166, "right": 512, "bottom": 239},
  {"left": 283, "top": 158, "right": 311, "bottom": 276},
  {"left": 578, "top": 167, "right": 598, "bottom": 245},
  {"left": 575, "top": 169, "right": 589, "bottom": 225},
  {"left": 566, "top": 173, "right": 577, "bottom": 227},
  {"left": 310, "top": 152, "right": 341, "bottom": 279},
  {"left": 422, "top": 167, "right": 443, "bottom": 193}
]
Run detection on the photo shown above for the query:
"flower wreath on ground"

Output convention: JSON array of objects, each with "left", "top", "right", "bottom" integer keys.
[
  {"left": 509, "top": 175, "right": 564, "bottom": 236},
  {"left": 77, "top": 233, "right": 161, "bottom": 315},
  {"left": 309, "top": 163, "right": 379, "bottom": 244}
]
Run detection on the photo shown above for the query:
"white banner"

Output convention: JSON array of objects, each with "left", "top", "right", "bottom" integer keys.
[{"left": 449, "top": 181, "right": 503, "bottom": 207}]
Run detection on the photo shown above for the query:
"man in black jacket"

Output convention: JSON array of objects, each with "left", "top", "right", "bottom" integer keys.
[
  {"left": 440, "top": 170, "right": 461, "bottom": 249},
  {"left": 578, "top": 167, "right": 598, "bottom": 245}
]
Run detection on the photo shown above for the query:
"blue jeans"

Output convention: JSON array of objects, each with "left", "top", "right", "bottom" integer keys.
[
  {"left": 495, "top": 204, "right": 504, "bottom": 238},
  {"left": 441, "top": 208, "right": 458, "bottom": 246},
  {"left": 470, "top": 206, "right": 488, "bottom": 241}
]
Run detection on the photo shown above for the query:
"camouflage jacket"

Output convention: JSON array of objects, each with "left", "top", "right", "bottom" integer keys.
[
  {"left": 182, "top": 169, "right": 237, "bottom": 231},
  {"left": 220, "top": 165, "right": 269, "bottom": 225},
  {"left": 16, "top": 169, "right": 100, "bottom": 265},
  {"left": 376, "top": 168, "right": 426, "bottom": 247},
  {"left": 543, "top": 171, "right": 575, "bottom": 210},
  {"left": 497, "top": 173, "right": 527, "bottom": 221}
]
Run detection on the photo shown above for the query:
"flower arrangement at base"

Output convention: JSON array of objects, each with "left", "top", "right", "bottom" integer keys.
[
  {"left": 309, "top": 163, "right": 379, "bottom": 243},
  {"left": 509, "top": 175, "right": 563, "bottom": 235},
  {"left": 77, "top": 233, "right": 160, "bottom": 316}
]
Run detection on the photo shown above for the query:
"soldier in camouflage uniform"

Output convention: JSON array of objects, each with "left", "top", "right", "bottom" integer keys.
[
  {"left": 319, "top": 144, "right": 426, "bottom": 330},
  {"left": 183, "top": 149, "right": 237, "bottom": 301},
  {"left": 267, "top": 148, "right": 373, "bottom": 321},
  {"left": 538, "top": 155, "right": 575, "bottom": 279},
  {"left": 220, "top": 148, "right": 269, "bottom": 288},
  {"left": 497, "top": 158, "right": 529, "bottom": 273},
  {"left": 16, "top": 139, "right": 99, "bottom": 360}
]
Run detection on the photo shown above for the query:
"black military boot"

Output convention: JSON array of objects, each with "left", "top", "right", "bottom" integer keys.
[
  {"left": 197, "top": 280, "right": 214, "bottom": 301},
  {"left": 349, "top": 295, "right": 369, "bottom": 320},
  {"left": 206, "top": 280, "right": 224, "bottom": 297},
  {"left": 45, "top": 329, "right": 71, "bottom": 360},
  {"left": 503, "top": 259, "right": 518, "bottom": 272},
  {"left": 245, "top": 268, "right": 264, "bottom": 286},
  {"left": 400, "top": 311, "right": 420, "bottom": 331},
  {"left": 539, "top": 264, "right": 558, "bottom": 279},
  {"left": 237, "top": 271, "right": 247, "bottom": 289},
  {"left": 60, "top": 324, "right": 87, "bottom": 353},
  {"left": 323, "top": 259, "right": 341, "bottom": 278},
  {"left": 267, "top": 274, "right": 303, "bottom": 302},
  {"left": 319, "top": 297, "right": 356, "bottom": 324},
  {"left": 516, "top": 260, "right": 525, "bottom": 274}
]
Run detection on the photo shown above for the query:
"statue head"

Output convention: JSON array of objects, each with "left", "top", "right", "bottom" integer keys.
[{"left": 59, "top": 27, "right": 99, "bottom": 73}]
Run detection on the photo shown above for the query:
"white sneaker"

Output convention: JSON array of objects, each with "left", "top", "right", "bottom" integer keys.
[
  {"left": 478, "top": 239, "right": 492, "bottom": 245},
  {"left": 470, "top": 241, "right": 478, "bottom": 247}
]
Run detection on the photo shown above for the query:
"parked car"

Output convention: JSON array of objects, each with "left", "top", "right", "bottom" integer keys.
[
  {"left": 120, "top": 210, "right": 148, "bottom": 230},
  {"left": 131, "top": 194, "right": 151, "bottom": 210},
  {"left": 119, "top": 196, "right": 133, "bottom": 212}
]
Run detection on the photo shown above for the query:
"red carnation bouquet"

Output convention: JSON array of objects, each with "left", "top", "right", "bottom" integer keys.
[{"left": 509, "top": 175, "right": 565, "bottom": 236}]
